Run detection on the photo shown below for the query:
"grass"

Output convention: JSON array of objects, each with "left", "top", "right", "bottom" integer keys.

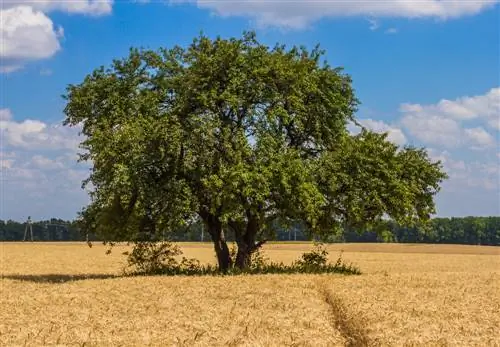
[{"left": 1, "top": 242, "right": 499, "bottom": 346}]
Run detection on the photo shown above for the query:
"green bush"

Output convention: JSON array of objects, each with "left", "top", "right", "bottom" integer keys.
[
  {"left": 124, "top": 241, "right": 361, "bottom": 276},
  {"left": 123, "top": 241, "right": 182, "bottom": 275},
  {"left": 295, "top": 242, "right": 329, "bottom": 267}
]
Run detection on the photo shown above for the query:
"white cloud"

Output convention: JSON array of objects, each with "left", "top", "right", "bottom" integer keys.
[
  {"left": 0, "top": 115, "right": 81, "bottom": 151},
  {"left": 180, "top": 0, "right": 499, "bottom": 29},
  {"left": 0, "top": 6, "right": 62, "bottom": 72},
  {"left": 464, "top": 127, "right": 496, "bottom": 149},
  {"left": 1, "top": 0, "right": 113, "bottom": 16},
  {"left": 1, "top": 159, "right": 91, "bottom": 220},
  {"left": 401, "top": 113, "right": 462, "bottom": 147},
  {"left": 0, "top": 109, "right": 89, "bottom": 221},
  {"left": 428, "top": 149, "right": 499, "bottom": 192},
  {"left": 385, "top": 28, "right": 399, "bottom": 34},
  {"left": 29, "top": 155, "right": 67, "bottom": 170},
  {"left": 0, "top": 1, "right": 112, "bottom": 72},
  {"left": 400, "top": 87, "right": 499, "bottom": 150},
  {"left": 356, "top": 118, "right": 407, "bottom": 146},
  {"left": 355, "top": 89, "right": 499, "bottom": 216},
  {"left": 401, "top": 87, "right": 500, "bottom": 122}
]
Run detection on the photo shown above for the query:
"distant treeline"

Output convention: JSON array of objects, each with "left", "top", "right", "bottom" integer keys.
[
  {"left": 0, "top": 219, "right": 82, "bottom": 242},
  {"left": 0, "top": 217, "right": 499, "bottom": 245}
]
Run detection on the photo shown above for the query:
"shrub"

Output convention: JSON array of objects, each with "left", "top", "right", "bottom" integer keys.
[
  {"left": 123, "top": 241, "right": 182, "bottom": 275},
  {"left": 124, "top": 241, "right": 361, "bottom": 276},
  {"left": 295, "top": 242, "right": 329, "bottom": 267}
]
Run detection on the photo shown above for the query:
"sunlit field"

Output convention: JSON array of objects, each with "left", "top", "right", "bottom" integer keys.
[{"left": 1, "top": 242, "right": 499, "bottom": 346}]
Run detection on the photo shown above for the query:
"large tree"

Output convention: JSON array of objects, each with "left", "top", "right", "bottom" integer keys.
[{"left": 64, "top": 32, "right": 447, "bottom": 271}]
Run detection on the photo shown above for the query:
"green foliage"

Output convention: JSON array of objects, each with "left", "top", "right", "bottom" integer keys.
[
  {"left": 378, "top": 230, "right": 396, "bottom": 243},
  {"left": 62, "top": 32, "right": 447, "bottom": 271},
  {"left": 291, "top": 243, "right": 360, "bottom": 274},
  {"left": 313, "top": 130, "right": 447, "bottom": 236},
  {"left": 248, "top": 247, "right": 269, "bottom": 270},
  {"left": 296, "top": 242, "right": 329, "bottom": 267},
  {"left": 123, "top": 241, "right": 182, "bottom": 275},
  {"left": 124, "top": 241, "right": 360, "bottom": 276}
]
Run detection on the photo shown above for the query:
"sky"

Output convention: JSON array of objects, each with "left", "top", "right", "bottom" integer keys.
[{"left": 0, "top": 0, "right": 499, "bottom": 221}]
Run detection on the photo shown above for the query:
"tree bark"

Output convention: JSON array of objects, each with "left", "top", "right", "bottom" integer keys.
[
  {"left": 235, "top": 242, "right": 251, "bottom": 269},
  {"left": 233, "top": 213, "right": 266, "bottom": 269},
  {"left": 204, "top": 213, "right": 232, "bottom": 272}
]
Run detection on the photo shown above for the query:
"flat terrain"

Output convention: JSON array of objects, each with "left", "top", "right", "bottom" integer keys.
[{"left": 1, "top": 242, "right": 499, "bottom": 346}]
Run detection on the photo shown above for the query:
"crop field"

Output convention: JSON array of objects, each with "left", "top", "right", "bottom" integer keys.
[{"left": 1, "top": 242, "right": 499, "bottom": 346}]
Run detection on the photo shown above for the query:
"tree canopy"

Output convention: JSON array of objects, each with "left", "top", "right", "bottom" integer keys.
[{"left": 63, "top": 32, "right": 447, "bottom": 271}]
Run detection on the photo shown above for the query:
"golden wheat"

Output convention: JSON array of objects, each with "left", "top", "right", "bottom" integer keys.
[{"left": 1, "top": 242, "right": 498, "bottom": 346}]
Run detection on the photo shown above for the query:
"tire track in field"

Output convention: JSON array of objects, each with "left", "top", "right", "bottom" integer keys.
[{"left": 317, "top": 282, "right": 371, "bottom": 347}]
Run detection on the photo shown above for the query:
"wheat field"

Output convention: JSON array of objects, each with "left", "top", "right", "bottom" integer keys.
[{"left": 1, "top": 242, "right": 499, "bottom": 346}]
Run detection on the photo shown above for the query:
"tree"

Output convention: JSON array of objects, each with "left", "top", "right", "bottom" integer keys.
[{"left": 63, "top": 32, "right": 447, "bottom": 271}]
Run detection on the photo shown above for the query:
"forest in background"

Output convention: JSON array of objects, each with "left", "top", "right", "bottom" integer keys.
[{"left": 1, "top": 216, "right": 498, "bottom": 246}]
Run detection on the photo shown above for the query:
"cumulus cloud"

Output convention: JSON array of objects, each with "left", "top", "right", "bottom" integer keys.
[
  {"left": 351, "top": 88, "right": 499, "bottom": 216},
  {"left": 398, "top": 88, "right": 499, "bottom": 215},
  {"left": 0, "top": 1, "right": 112, "bottom": 73},
  {"left": 0, "top": 116, "right": 80, "bottom": 151},
  {"left": 400, "top": 87, "right": 499, "bottom": 150},
  {"left": 429, "top": 149, "right": 499, "bottom": 192},
  {"left": 352, "top": 118, "right": 407, "bottom": 146},
  {"left": 464, "top": 127, "right": 496, "bottom": 149},
  {"left": 29, "top": 154, "right": 67, "bottom": 170},
  {"left": 2, "top": 158, "right": 91, "bottom": 220},
  {"left": 0, "top": 6, "right": 62, "bottom": 72},
  {"left": 429, "top": 149, "right": 500, "bottom": 216},
  {"left": 0, "top": 109, "right": 83, "bottom": 153},
  {"left": 402, "top": 87, "right": 499, "bottom": 122},
  {"left": 0, "top": 109, "right": 89, "bottom": 220},
  {"left": 178, "top": 0, "right": 499, "bottom": 29},
  {"left": 401, "top": 113, "right": 462, "bottom": 148}
]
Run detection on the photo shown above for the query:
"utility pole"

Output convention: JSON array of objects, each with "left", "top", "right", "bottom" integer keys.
[{"left": 23, "top": 216, "right": 33, "bottom": 242}]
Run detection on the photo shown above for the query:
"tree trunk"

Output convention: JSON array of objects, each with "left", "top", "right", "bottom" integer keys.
[
  {"left": 234, "top": 214, "right": 264, "bottom": 270},
  {"left": 235, "top": 241, "right": 252, "bottom": 269},
  {"left": 212, "top": 232, "right": 232, "bottom": 272},
  {"left": 205, "top": 214, "right": 232, "bottom": 272}
]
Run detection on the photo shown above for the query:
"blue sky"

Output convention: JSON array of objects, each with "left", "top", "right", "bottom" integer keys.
[{"left": 1, "top": 0, "right": 499, "bottom": 221}]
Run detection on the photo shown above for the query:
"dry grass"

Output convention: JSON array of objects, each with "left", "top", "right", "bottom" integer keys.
[
  {"left": 1, "top": 242, "right": 499, "bottom": 346},
  {"left": 317, "top": 282, "right": 371, "bottom": 347}
]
